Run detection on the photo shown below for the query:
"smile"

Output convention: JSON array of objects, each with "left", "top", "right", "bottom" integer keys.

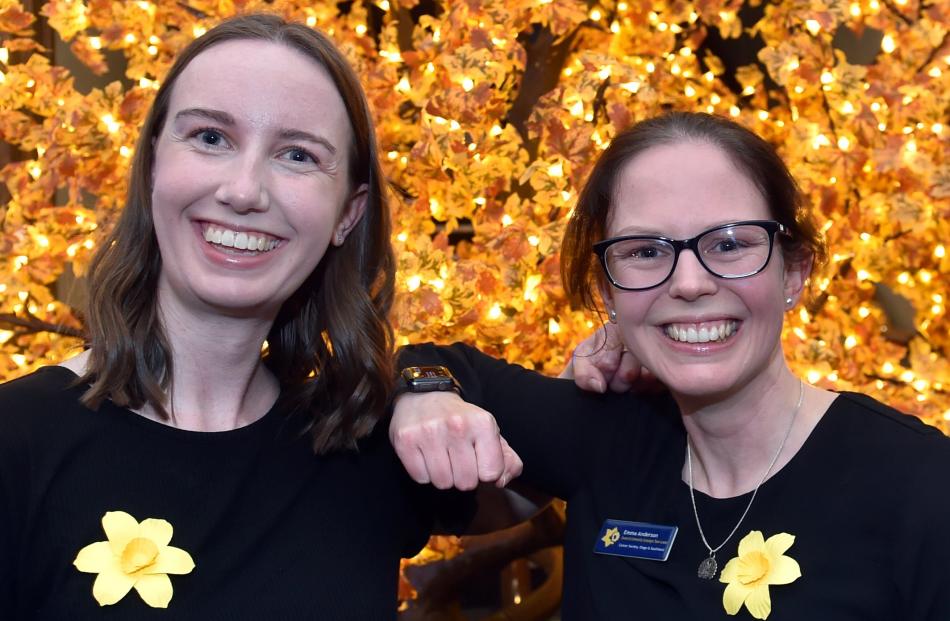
[
  {"left": 664, "top": 320, "right": 738, "bottom": 344},
  {"left": 202, "top": 224, "right": 281, "bottom": 253}
]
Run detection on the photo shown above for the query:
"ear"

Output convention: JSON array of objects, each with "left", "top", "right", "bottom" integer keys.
[
  {"left": 597, "top": 277, "right": 617, "bottom": 323},
  {"left": 782, "top": 251, "right": 813, "bottom": 307},
  {"left": 332, "top": 183, "right": 368, "bottom": 246}
]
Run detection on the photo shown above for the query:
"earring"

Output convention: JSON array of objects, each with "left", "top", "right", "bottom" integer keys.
[
  {"left": 608, "top": 308, "right": 618, "bottom": 323},
  {"left": 785, "top": 296, "right": 794, "bottom": 307},
  {"left": 336, "top": 233, "right": 344, "bottom": 245}
]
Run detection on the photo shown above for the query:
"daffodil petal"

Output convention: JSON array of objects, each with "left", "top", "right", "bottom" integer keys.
[
  {"left": 737, "top": 530, "right": 766, "bottom": 557},
  {"left": 74, "top": 541, "right": 116, "bottom": 574},
  {"left": 91, "top": 569, "right": 136, "bottom": 606},
  {"left": 767, "top": 554, "right": 801, "bottom": 585},
  {"left": 147, "top": 545, "right": 196, "bottom": 575},
  {"left": 744, "top": 584, "right": 772, "bottom": 619},
  {"left": 719, "top": 557, "right": 741, "bottom": 583},
  {"left": 102, "top": 511, "right": 140, "bottom": 555},
  {"left": 139, "top": 518, "right": 174, "bottom": 547},
  {"left": 134, "top": 573, "right": 174, "bottom": 608},
  {"left": 722, "top": 580, "right": 751, "bottom": 615},
  {"left": 765, "top": 532, "right": 795, "bottom": 557}
]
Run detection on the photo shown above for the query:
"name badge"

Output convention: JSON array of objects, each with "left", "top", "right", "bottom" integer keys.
[{"left": 593, "top": 519, "right": 677, "bottom": 561}]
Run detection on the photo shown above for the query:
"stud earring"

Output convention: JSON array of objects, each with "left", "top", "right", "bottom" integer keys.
[
  {"left": 608, "top": 308, "right": 618, "bottom": 323},
  {"left": 337, "top": 233, "right": 344, "bottom": 245},
  {"left": 785, "top": 297, "right": 794, "bottom": 307}
]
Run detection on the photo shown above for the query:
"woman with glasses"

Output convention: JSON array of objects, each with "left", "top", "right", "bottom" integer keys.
[{"left": 391, "top": 112, "right": 950, "bottom": 619}]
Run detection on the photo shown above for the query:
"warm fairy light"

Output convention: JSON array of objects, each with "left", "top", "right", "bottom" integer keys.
[
  {"left": 598, "top": 66, "right": 611, "bottom": 80},
  {"left": 820, "top": 70, "right": 834, "bottom": 84},
  {"left": 918, "top": 270, "right": 932, "bottom": 284},
  {"left": 28, "top": 164, "right": 42, "bottom": 180},
  {"left": 306, "top": 15, "right": 317, "bottom": 27},
  {"left": 524, "top": 274, "right": 542, "bottom": 301},
  {"left": 881, "top": 34, "right": 896, "bottom": 53},
  {"left": 935, "top": 245, "right": 946, "bottom": 258},
  {"left": 548, "top": 318, "right": 561, "bottom": 335},
  {"left": 89, "top": 36, "right": 102, "bottom": 50},
  {"left": 501, "top": 214, "right": 513, "bottom": 227},
  {"left": 589, "top": 8, "right": 602, "bottom": 20},
  {"left": 799, "top": 308, "right": 810, "bottom": 323},
  {"left": 620, "top": 81, "right": 641, "bottom": 93},
  {"left": 192, "top": 25, "right": 206, "bottom": 38},
  {"left": 882, "top": 361, "right": 895, "bottom": 374},
  {"left": 858, "top": 306, "right": 871, "bottom": 318},
  {"left": 406, "top": 275, "right": 422, "bottom": 291},
  {"left": 837, "top": 136, "right": 851, "bottom": 150},
  {"left": 844, "top": 335, "right": 858, "bottom": 349},
  {"left": 461, "top": 77, "right": 475, "bottom": 92},
  {"left": 684, "top": 85, "right": 696, "bottom": 97},
  {"left": 396, "top": 232, "right": 408, "bottom": 242},
  {"left": 119, "top": 145, "right": 132, "bottom": 158},
  {"left": 900, "top": 370, "right": 915, "bottom": 383},
  {"left": 806, "top": 369, "right": 822, "bottom": 384},
  {"left": 850, "top": 2, "right": 862, "bottom": 16},
  {"left": 856, "top": 269, "right": 871, "bottom": 281},
  {"left": 805, "top": 20, "right": 821, "bottom": 35},
  {"left": 528, "top": 235, "right": 540, "bottom": 247},
  {"left": 124, "top": 33, "right": 137, "bottom": 44},
  {"left": 547, "top": 162, "right": 564, "bottom": 177},
  {"left": 840, "top": 101, "right": 855, "bottom": 114},
  {"left": 355, "top": 24, "right": 368, "bottom": 36},
  {"left": 101, "top": 114, "right": 120, "bottom": 134},
  {"left": 490, "top": 125, "right": 503, "bottom": 137},
  {"left": 729, "top": 106, "right": 740, "bottom": 117},
  {"left": 487, "top": 303, "right": 503, "bottom": 320}
]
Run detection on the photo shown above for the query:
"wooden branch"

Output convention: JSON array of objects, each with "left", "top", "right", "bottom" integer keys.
[{"left": 0, "top": 313, "right": 84, "bottom": 338}]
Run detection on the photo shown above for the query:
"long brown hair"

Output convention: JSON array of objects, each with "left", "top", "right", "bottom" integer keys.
[
  {"left": 561, "top": 111, "right": 826, "bottom": 311},
  {"left": 80, "top": 13, "right": 395, "bottom": 453}
]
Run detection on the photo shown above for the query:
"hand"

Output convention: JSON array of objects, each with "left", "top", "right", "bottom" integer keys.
[
  {"left": 561, "top": 323, "right": 657, "bottom": 393},
  {"left": 390, "top": 391, "right": 523, "bottom": 491}
]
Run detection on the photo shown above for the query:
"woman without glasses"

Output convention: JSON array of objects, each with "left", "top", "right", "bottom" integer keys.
[
  {"left": 392, "top": 112, "right": 950, "bottom": 620},
  {"left": 0, "top": 14, "right": 471, "bottom": 618}
]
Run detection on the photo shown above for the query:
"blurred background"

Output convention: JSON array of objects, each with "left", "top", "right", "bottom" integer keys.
[{"left": 1, "top": 0, "right": 947, "bottom": 617}]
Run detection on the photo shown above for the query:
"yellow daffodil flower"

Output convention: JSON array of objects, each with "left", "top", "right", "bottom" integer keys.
[
  {"left": 720, "top": 530, "right": 801, "bottom": 619},
  {"left": 74, "top": 511, "right": 195, "bottom": 608}
]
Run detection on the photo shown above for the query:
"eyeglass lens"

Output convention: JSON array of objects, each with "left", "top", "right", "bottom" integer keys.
[{"left": 604, "top": 224, "right": 774, "bottom": 290}]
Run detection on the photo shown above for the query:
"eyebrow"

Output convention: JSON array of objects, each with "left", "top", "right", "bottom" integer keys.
[{"left": 174, "top": 107, "right": 338, "bottom": 154}]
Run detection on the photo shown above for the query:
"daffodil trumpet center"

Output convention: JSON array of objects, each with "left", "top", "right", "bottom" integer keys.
[
  {"left": 664, "top": 320, "right": 738, "bottom": 344},
  {"left": 120, "top": 537, "right": 160, "bottom": 574},
  {"left": 202, "top": 224, "right": 281, "bottom": 253},
  {"left": 736, "top": 550, "right": 770, "bottom": 585}
]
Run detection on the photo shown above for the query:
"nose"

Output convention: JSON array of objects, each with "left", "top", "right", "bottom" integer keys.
[
  {"left": 214, "top": 154, "right": 270, "bottom": 213},
  {"left": 666, "top": 247, "right": 718, "bottom": 301}
]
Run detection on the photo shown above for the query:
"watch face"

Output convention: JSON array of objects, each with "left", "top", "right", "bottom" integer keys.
[{"left": 402, "top": 366, "right": 459, "bottom": 393}]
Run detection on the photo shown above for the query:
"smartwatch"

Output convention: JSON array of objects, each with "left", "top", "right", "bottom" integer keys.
[{"left": 395, "top": 366, "right": 463, "bottom": 398}]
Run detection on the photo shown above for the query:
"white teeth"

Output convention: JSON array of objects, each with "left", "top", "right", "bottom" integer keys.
[
  {"left": 665, "top": 321, "right": 737, "bottom": 343},
  {"left": 202, "top": 225, "right": 279, "bottom": 253}
]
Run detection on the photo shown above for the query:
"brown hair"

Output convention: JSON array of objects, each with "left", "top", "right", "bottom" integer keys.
[
  {"left": 80, "top": 13, "right": 395, "bottom": 453},
  {"left": 561, "top": 111, "right": 826, "bottom": 310}
]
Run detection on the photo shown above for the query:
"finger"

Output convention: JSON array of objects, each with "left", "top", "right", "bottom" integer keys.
[
  {"left": 447, "top": 441, "right": 480, "bottom": 491},
  {"left": 393, "top": 439, "right": 432, "bottom": 484},
  {"left": 421, "top": 446, "right": 456, "bottom": 490},
  {"left": 495, "top": 437, "right": 524, "bottom": 488},
  {"left": 607, "top": 350, "right": 641, "bottom": 392},
  {"left": 472, "top": 426, "right": 506, "bottom": 484}
]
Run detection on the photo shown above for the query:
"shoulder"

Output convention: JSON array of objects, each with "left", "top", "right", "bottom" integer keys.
[
  {"left": 825, "top": 391, "right": 950, "bottom": 488},
  {"left": 830, "top": 391, "right": 947, "bottom": 443},
  {"left": 0, "top": 366, "right": 83, "bottom": 419}
]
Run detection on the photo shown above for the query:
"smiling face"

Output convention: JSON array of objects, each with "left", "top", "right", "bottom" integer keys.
[
  {"left": 150, "top": 39, "right": 364, "bottom": 320},
  {"left": 601, "top": 140, "right": 807, "bottom": 403}
]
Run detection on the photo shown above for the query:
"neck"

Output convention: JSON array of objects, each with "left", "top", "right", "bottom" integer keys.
[
  {"left": 676, "top": 364, "right": 820, "bottom": 498},
  {"left": 146, "top": 295, "right": 280, "bottom": 432}
]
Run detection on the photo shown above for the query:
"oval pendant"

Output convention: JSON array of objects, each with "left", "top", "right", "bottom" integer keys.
[{"left": 697, "top": 555, "right": 718, "bottom": 580}]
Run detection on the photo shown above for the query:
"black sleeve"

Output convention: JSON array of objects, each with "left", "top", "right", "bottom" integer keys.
[
  {"left": 397, "top": 342, "right": 635, "bottom": 500},
  {"left": 0, "top": 378, "right": 33, "bottom": 611}
]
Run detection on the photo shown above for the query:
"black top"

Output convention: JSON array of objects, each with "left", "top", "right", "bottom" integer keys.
[
  {"left": 0, "top": 366, "right": 470, "bottom": 620},
  {"left": 400, "top": 343, "right": 950, "bottom": 620}
]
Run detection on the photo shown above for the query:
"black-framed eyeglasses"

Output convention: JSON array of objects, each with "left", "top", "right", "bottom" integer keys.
[{"left": 593, "top": 220, "right": 790, "bottom": 291}]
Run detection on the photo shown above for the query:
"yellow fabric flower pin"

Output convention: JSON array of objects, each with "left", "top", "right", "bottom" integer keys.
[
  {"left": 74, "top": 510, "right": 195, "bottom": 608},
  {"left": 720, "top": 530, "right": 801, "bottom": 619}
]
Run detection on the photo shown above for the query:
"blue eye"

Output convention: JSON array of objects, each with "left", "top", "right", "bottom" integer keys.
[
  {"left": 188, "top": 128, "right": 228, "bottom": 149},
  {"left": 280, "top": 147, "right": 318, "bottom": 166}
]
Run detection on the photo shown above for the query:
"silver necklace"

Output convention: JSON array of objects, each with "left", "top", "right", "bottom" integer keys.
[{"left": 687, "top": 380, "right": 804, "bottom": 580}]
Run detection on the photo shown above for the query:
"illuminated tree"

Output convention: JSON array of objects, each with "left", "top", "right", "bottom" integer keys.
[{"left": 0, "top": 0, "right": 947, "bottom": 424}]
